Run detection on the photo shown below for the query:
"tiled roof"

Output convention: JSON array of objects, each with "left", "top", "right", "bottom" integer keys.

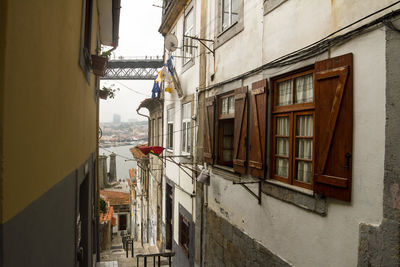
[
  {"left": 100, "top": 206, "right": 113, "bottom": 223},
  {"left": 100, "top": 190, "right": 130, "bottom": 206},
  {"left": 130, "top": 144, "right": 148, "bottom": 160}
]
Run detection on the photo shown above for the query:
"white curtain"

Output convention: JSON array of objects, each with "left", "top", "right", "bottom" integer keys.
[
  {"left": 277, "top": 80, "right": 292, "bottom": 106},
  {"left": 295, "top": 115, "right": 313, "bottom": 183},
  {"left": 276, "top": 158, "right": 289, "bottom": 178},
  {"left": 295, "top": 74, "right": 313, "bottom": 104}
]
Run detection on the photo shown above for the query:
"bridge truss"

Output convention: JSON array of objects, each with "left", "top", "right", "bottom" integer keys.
[{"left": 101, "top": 58, "right": 164, "bottom": 80}]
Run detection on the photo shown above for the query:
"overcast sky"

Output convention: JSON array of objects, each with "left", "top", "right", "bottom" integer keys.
[{"left": 100, "top": 0, "right": 164, "bottom": 122}]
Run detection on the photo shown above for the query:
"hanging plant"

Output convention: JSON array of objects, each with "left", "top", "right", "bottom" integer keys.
[
  {"left": 91, "top": 49, "right": 113, "bottom": 76},
  {"left": 98, "top": 84, "right": 119, "bottom": 100}
]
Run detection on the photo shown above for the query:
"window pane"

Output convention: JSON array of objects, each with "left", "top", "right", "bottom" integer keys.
[
  {"left": 275, "top": 158, "right": 289, "bottom": 178},
  {"left": 228, "top": 96, "right": 235, "bottom": 114},
  {"left": 222, "top": 0, "right": 229, "bottom": 31},
  {"left": 295, "top": 139, "right": 312, "bottom": 159},
  {"left": 223, "top": 150, "right": 233, "bottom": 162},
  {"left": 183, "top": 103, "right": 191, "bottom": 120},
  {"left": 295, "top": 161, "right": 312, "bottom": 183},
  {"left": 296, "top": 115, "right": 313, "bottom": 136},
  {"left": 277, "top": 80, "right": 293, "bottom": 106},
  {"left": 295, "top": 74, "right": 313, "bottom": 104},
  {"left": 187, "top": 122, "right": 191, "bottom": 152},
  {"left": 276, "top": 138, "right": 289, "bottom": 157},
  {"left": 182, "top": 122, "right": 186, "bottom": 151},
  {"left": 167, "top": 108, "right": 174, "bottom": 122},
  {"left": 276, "top": 116, "right": 289, "bottom": 136},
  {"left": 231, "top": 0, "right": 239, "bottom": 24},
  {"left": 223, "top": 136, "right": 233, "bottom": 149},
  {"left": 168, "top": 124, "right": 173, "bottom": 148},
  {"left": 221, "top": 98, "right": 228, "bottom": 114}
]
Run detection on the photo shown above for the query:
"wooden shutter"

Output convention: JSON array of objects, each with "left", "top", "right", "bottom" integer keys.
[
  {"left": 249, "top": 80, "right": 268, "bottom": 179},
  {"left": 233, "top": 87, "right": 248, "bottom": 174},
  {"left": 204, "top": 97, "right": 215, "bottom": 164},
  {"left": 314, "top": 53, "right": 353, "bottom": 202}
]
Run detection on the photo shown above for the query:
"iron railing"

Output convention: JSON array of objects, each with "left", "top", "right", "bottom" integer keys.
[{"left": 136, "top": 251, "right": 175, "bottom": 267}]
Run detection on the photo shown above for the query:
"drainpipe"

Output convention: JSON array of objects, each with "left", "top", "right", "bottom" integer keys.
[{"left": 137, "top": 107, "right": 150, "bottom": 145}]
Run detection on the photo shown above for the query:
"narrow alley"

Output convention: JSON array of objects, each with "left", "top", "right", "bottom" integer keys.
[{"left": 1, "top": 0, "right": 400, "bottom": 267}]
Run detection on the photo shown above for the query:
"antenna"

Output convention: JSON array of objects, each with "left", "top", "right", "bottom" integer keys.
[{"left": 165, "top": 34, "right": 178, "bottom": 52}]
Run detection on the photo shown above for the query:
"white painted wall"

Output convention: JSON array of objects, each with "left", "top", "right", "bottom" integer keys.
[
  {"left": 161, "top": 0, "right": 202, "bottom": 248},
  {"left": 206, "top": 24, "right": 386, "bottom": 267}
]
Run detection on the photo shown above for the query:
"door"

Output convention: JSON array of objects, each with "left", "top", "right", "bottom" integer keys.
[{"left": 165, "top": 183, "right": 173, "bottom": 250}]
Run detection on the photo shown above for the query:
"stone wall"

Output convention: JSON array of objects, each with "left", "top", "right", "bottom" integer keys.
[{"left": 204, "top": 209, "right": 290, "bottom": 267}]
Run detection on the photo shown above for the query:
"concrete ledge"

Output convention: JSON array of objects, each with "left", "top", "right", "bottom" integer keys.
[
  {"left": 262, "top": 180, "right": 327, "bottom": 216},
  {"left": 264, "top": 0, "right": 288, "bottom": 16}
]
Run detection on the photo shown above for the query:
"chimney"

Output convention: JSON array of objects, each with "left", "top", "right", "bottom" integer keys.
[
  {"left": 109, "top": 152, "right": 117, "bottom": 182},
  {"left": 98, "top": 155, "right": 108, "bottom": 188}
]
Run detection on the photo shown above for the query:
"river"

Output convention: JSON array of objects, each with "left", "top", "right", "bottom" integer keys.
[{"left": 99, "top": 145, "right": 137, "bottom": 181}]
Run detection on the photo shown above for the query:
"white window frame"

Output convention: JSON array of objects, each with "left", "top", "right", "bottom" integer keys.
[
  {"left": 167, "top": 106, "right": 174, "bottom": 150},
  {"left": 183, "top": 5, "right": 194, "bottom": 66},
  {"left": 181, "top": 102, "right": 192, "bottom": 154},
  {"left": 222, "top": 0, "right": 238, "bottom": 32}
]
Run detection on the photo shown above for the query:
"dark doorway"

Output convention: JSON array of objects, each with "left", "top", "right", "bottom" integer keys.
[
  {"left": 166, "top": 183, "right": 173, "bottom": 250},
  {"left": 78, "top": 175, "right": 89, "bottom": 267},
  {"left": 119, "top": 214, "right": 127, "bottom": 231}
]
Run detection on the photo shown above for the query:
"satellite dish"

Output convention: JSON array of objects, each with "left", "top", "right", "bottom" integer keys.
[{"left": 165, "top": 34, "right": 178, "bottom": 52}]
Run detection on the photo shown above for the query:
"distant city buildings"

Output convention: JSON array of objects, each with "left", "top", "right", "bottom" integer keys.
[
  {"left": 113, "top": 114, "right": 121, "bottom": 124},
  {"left": 99, "top": 121, "right": 148, "bottom": 146}
]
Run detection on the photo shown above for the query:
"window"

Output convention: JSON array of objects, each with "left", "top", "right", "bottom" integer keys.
[
  {"left": 179, "top": 213, "right": 190, "bottom": 256},
  {"left": 167, "top": 106, "right": 174, "bottom": 150},
  {"left": 79, "top": 0, "right": 93, "bottom": 76},
  {"left": 271, "top": 70, "right": 314, "bottom": 190},
  {"left": 217, "top": 93, "right": 235, "bottom": 166},
  {"left": 152, "top": 119, "right": 156, "bottom": 146},
  {"left": 158, "top": 117, "right": 163, "bottom": 146},
  {"left": 204, "top": 54, "right": 353, "bottom": 202},
  {"left": 222, "top": 0, "right": 239, "bottom": 31},
  {"left": 214, "top": 0, "right": 243, "bottom": 49},
  {"left": 183, "top": 7, "right": 194, "bottom": 65},
  {"left": 182, "top": 103, "right": 192, "bottom": 153}
]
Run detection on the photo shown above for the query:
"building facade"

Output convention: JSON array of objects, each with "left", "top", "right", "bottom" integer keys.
[
  {"left": 157, "top": 0, "right": 400, "bottom": 266},
  {"left": 0, "top": 0, "right": 120, "bottom": 266}
]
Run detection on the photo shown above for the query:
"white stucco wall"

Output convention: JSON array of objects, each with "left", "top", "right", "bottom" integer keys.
[
  {"left": 161, "top": 0, "right": 203, "bottom": 247},
  {"left": 206, "top": 25, "right": 386, "bottom": 267}
]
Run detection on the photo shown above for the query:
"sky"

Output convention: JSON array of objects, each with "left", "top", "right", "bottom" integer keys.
[{"left": 100, "top": 0, "right": 164, "bottom": 122}]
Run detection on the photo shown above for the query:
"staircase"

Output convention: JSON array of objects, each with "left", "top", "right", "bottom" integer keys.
[{"left": 97, "top": 236, "right": 173, "bottom": 267}]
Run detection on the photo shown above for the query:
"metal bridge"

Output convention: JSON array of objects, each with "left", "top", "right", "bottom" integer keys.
[{"left": 101, "top": 57, "right": 164, "bottom": 80}]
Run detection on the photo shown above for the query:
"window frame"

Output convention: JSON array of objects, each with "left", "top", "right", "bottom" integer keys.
[
  {"left": 167, "top": 106, "right": 174, "bottom": 150},
  {"left": 216, "top": 92, "right": 235, "bottom": 167},
  {"left": 271, "top": 69, "right": 315, "bottom": 190},
  {"left": 158, "top": 117, "right": 163, "bottom": 146},
  {"left": 79, "top": 0, "right": 94, "bottom": 82},
  {"left": 179, "top": 212, "right": 190, "bottom": 257},
  {"left": 214, "top": 0, "right": 244, "bottom": 49},
  {"left": 181, "top": 102, "right": 192, "bottom": 154},
  {"left": 183, "top": 5, "right": 195, "bottom": 66}
]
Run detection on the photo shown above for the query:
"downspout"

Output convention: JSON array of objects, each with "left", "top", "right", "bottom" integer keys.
[
  {"left": 137, "top": 107, "right": 150, "bottom": 247},
  {"left": 137, "top": 107, "right": 150, "bottom": 145}
]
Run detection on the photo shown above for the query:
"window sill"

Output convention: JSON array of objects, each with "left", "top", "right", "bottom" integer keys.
[
  {"left": 181, "top": 59, "right": 195, "bottom": 74},
  {"left": 214, "top": 19, "right": 244, "bottom": 49},
  {"left": 211, "top": 165, "right": 240, "bottom": 182},
  {"left": 265, "top": 179, "right": 314, "bottom": 196},
  {"left": 262, "top": 178, "right": 327, "bottom": 216}
]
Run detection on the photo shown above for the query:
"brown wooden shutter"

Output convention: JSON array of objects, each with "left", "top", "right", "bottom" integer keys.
[
  {"left": 204, "top": 97, "right": 215, "bottom": 164},
  {"left": 249, "top": 80, "right": 268, "bottom": 179},
  {"left": 314, "top": 53, "right": 353, "bottom": 202},
  {"left": 233, "top": 87, "right": 248, "bottom": 174}
]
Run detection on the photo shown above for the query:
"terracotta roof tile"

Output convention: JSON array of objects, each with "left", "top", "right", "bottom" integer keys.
[
  {"left": 100, "top": 190, "right": 130, "bottom": 206},
  {"left": 100, "top": 206, "right": 113, "bottom": 223}
]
